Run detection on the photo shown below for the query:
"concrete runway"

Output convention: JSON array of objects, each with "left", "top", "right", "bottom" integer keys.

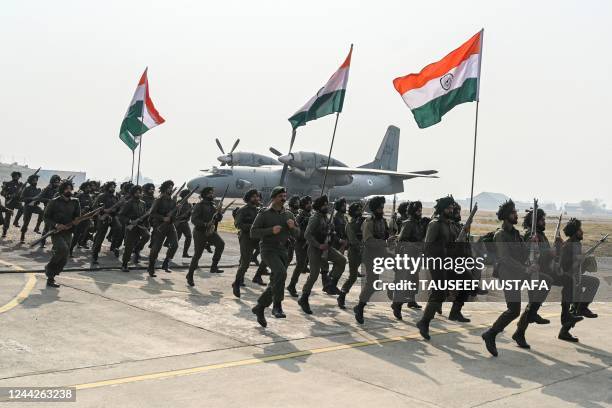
[{"left": 0, "top": 230, "right": 611, "bottom": 407}]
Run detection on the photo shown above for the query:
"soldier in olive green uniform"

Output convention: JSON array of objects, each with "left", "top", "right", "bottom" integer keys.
[
  {"left": 91, "top": 181, "right": 122, "bottom": 263},
  {"left": 186, "top": 187, "right": 226, "bottom": 286},
  {"left": 286, "top": 195, "right": 312, "bottom": 297},
  {"left": 43, "top": 180, "right": 81, "bottom": 287},
  {"left": 120, "top": 185, "right": 150, "bottom": 272},
  {"left": 481, "top": 200, "right": 554, "bottom": 356},
  {"left": 147, "top": 180, "right": 179, "bottom": 276},
  {"left": 69, "top": 181, "right": 94, "bottom": 255},
  {"left": 175, "top": 189, "right": 193, "bottom": 258},
  {"left": 396, "top": 200, "right": 427, "bottom": 310},
  {"left": 250, "top": 186, "right": 299, "bottom": 327},
  {"left": 287, "top": 195, "right": 300, "bottom": 264},
  {"left": 19, "top": 174, "right": 42, "bottom": 243},
  {"left": 332, "top": 198, "right": 348, "bottom": 252},
  {"left": 232, "top": 188, "right": 268, "bottom": 297},
  {"left": 559, "top": 218, "right": 599, "bottom": 342},
  {"left": 353, "top": 196, "right": 389, "bottom": 324},
  {"left": 337, "top": 202, "right": 365, "bottom": 309},
  {"left": 1, "top": 171, "right": 24, "bottom": 237},
  {"left": 297, "top": 195, "right": 346, "bottom": 315}
]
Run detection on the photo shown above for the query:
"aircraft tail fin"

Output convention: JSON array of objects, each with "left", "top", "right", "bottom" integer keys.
[{"left": 359, "top": 125, "right": 399, "bottom": 171}]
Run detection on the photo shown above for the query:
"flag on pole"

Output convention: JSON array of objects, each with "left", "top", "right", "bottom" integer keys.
[
  {"left": 393, "top": 30, "right": 483, "bottom": 129},
  {"left": 119, "top": 68, "right": 165, "bottom": 151},
  {"left": 288, "top": 45, "right": 353, "bottom": 129}
]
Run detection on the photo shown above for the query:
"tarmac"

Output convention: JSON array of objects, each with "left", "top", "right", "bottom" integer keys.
[{"left": 0, "top": 228, "right": 611, "bottom": 408}]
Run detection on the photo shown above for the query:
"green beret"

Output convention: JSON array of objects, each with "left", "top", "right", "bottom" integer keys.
[{"left": 270, "top": 186, "right": 286, "bottom": 199}]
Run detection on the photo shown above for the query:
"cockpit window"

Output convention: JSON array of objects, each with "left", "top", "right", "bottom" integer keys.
[{"left": 211, "top": 167, "right": 233, "bottom": 176}]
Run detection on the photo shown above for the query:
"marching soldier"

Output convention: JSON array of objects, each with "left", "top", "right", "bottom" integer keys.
[
  {"left": 175, "top": 189, "right": 193, "bottom": 258},
  {"left": 337, "top": 201, "right": 365, "bottom": 309},
  {"left": 332, "top": 197, "right": 348, "bottom": 253},
  {"left": 1, "top": 171, "right": 24, "bottom": 237},
  {"left": 232, "top": 188, "right": 269, "bottom": 297},
  {"left": 250, "top": 186, "right": 299, "bottom": 327},
  {"left": 43, "top": 179, "right": 80, "bottom": 287},
  {"left": 353, "top": 196, "right": 389, "bottom": 324},
  {"left": 69, "top": 181, "right": 94, "bottom": 255},
  {"left": 142, "top": 183, "right": 156, "bottom": 211},
  {"left": 396, "top": 200, "right": 427, "bottom": 309},
  {"left": 120, "top": 185, "right": 150, "bottom": 272},
  {"left": 286, "top": 195, "right": 312, "bottom": 297},
  {"left": 297, "top": 195, "right": 347, "bottom": 315},
  {"left": 147, "top": 180, "right": 179, "bottom": 276},
  {"left": 91, "top": 181, "right": 121, "bottom": 263},
  {"left": 481, "top": 200, "right": 553, "bottom": 356},
  {"left": 186, "top": 187, "right": 226, "bottom": 286},
  {"left": 559, "top": 218, "right": 600, "bottom": 341},
  {"left": 36, "top": 175, "right": 62, "bottom": 245},
  {"left": 19, "top": 174, "right": 42, "bottom": 243},
  {"left": 287, "top": 195, "right": 300, "bottom": 264}
]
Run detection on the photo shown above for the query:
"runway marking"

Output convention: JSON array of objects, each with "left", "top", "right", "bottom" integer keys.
[{"left": 0, "top": 259, "right": 37, "bottom": 314}]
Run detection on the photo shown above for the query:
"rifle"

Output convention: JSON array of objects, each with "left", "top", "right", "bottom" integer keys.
[
  {"left": 389, "top": 194, "right": 398, "bottom": 236},
  {"left": 98, "top": 196, "right": 127, "bottom": 222},
  {"left": 553, "top": 209, "right": 563, "bottom": 251},
  {"left": 203, "top": 185, "right": 232, "bottom": 235},
  {"left": 30, "top": 206, "right": 103, "bottom": 247},
  {"left": 156, "top": 185, "right": 200, "bottom": 232},
  {"left": 528, "top": 199, "right": 540, "bottom": 279},
  {"left": 321, "top": 202, "right": 336, "bottom": 261},
  {"left": 8, "top": 167, "right": 41, "bottom": 207},
  {"left": 172, "top": 182, "right": 186, "bottom": 200},
  {"left": 457, "top": 202, "right": 478, "bottom": 242}
]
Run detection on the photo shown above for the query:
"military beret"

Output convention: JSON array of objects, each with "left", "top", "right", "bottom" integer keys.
[
  {"left": 200, "top": 186, "right": 214, "bottom": 196},
  {"left": 313, "top": 195, "right": 329, "bottom": 211},
  {"left": 270, "top": 186, "right": 286, "bottom": 199},
  {"left": 243, "top": 188, "right": 259, "bottom": 202},
  {"left": 368, "top": 196, "right": 385, "bottom": 212}
]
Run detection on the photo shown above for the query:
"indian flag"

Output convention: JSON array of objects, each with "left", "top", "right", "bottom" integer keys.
[
  {"left": 119, "top": 68, "right": 165, "bottom": 151},
  {"left": 393, "top": 30, "right": 483, "bottom": 129},
  {"left": 289, "top": 45, "right": 353, "bottom": 130}
]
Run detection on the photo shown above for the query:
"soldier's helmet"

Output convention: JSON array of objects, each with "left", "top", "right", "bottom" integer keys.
[
  {"left": 368, "top": 196, "right": 385, "bottom": 212},
  {"left": 313, "top": 195, "right": 329, "bottom": 211},
  {"left": 27, "top": 174, "right": 40, "bottom": 184},
  {"left": 348, "top": 202, "right": 363, "bottom": 217},
  {"left": 334, "top": 197, "right": 347, "bottom": 211},
  {"left": 299, "top": 195, "right": 312, "bottom": 209},
  {"left": 11, "top": 171, "right": 22, "bottom": 178},
  {"left": 50, "top": 174, "right": 61, "bottom": 183},
  {"left": 398, "top": 201, "right": 409, "bottom": 216}
]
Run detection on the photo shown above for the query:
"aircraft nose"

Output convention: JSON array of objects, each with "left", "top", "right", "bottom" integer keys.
[
  {"left": 217, "top": 154, "right": 231, "bottom": 164},
  {"left": 187, "top": 177, "right": 208, "bottom": 192}
]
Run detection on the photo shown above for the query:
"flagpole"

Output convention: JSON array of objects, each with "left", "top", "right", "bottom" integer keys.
[
  {"left": 468, "top": 100, "right": 479, "bottom": 213},
  {"left": 321, "top": 112, "right": 341, "bottom": 196},
  {"left": 136, "top": 137, "right": 143, "bottom": 185},
  {"left": 130, "top": 150, "right": 135, "bottom": 183}
]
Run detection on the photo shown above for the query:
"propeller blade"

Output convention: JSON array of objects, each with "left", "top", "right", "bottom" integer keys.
[
  {"left": 230, "top": 139, "right": 240, "bottom": 153},
  {"left": 269, "top": 147, "right": 283, "bottom": 157},
  {"left": 279, "top": 164, "right": 289, "bottom": 186},
  {"left": 215, "top": 138, "right": 225, "bottom": 154}
]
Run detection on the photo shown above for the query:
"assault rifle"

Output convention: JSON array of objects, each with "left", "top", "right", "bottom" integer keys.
[
  {"left": 172, "top": 182, "right": 186, "bottom": 200},
  {"left": 203, "top": 185, "right": 233, "bottom": 235},
  {"left": 321, "top": 201, "right": 336, "bottom": 261},
  {"left": 8, "top": 167, "right": 41, "bottom": 207},
  {"left": 30, "top": 207, "right": 103, "bottom": 247},
  {"left": 457, "top": 202, "right": 478, "bottom": 242},
  {"left": 156, "top": 185, "right": 200, "bottom": 232},
  {"left": 98, "top": 196, "right": 127, "bottom": 222},
  {"left": 528, "top": 199, "right": 540, "bottom": 280},
  {"left": 389, "top": 194, "right": 398, "bottom": 236}
]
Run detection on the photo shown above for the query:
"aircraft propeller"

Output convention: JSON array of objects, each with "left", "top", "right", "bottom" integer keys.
[{"left": 215, "top": 138, "right": 240, "bottom": 166}]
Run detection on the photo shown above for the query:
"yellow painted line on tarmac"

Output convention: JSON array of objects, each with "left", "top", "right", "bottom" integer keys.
[{"left": 0, "top": 259, "right": 37, "bottom": 314}]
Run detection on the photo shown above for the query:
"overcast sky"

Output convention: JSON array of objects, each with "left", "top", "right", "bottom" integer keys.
[{"left": 2, "top": 0, "right": 611, "bottom": 207}]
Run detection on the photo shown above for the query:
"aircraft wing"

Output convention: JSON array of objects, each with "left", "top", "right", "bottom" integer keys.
[{"left": 317, "top": 166, "right": 438, "bottom": 179}]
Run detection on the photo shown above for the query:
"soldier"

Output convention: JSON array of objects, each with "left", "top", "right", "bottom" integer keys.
[
  {"left": 250, "top": 186, "right": 299, "bottom": 327},
  {"left": 286, "top": 195, "right": 312, "bottom": 297},
  {"left": 232, "top": 188, "right": 269, "bottom": 297},
  {"left": 414, "top": 196, "right": 459, "bottom": 338},
  {"left": 175, "top": 189, "right": 193, "bottom": 258},
  {"left": 147, "top": 180, "right": 179, "bottom": 276},
  {"left": 481, "top": 200, "right": 554, "bottom": 356},
  {"left": 297, "top": 195, "right": 347, "bottom": 315},
  {"left": 43, "top": 179, "right": 80, "bottom": 287},
  {"left": 120, "top": 185, "right": 150, "bottom": 272},
  {"left": 35, "top": 175, "right": 62, "bottom": 245},
  {"left": 396, "top": 200, "right": 427, "bottom": 309},
  {"left": 337, "top": 202, "right": 365, "bottom": 309},
  {"left": 69, "top": 181, "right": 94, "bottom": 255},
  {"left": 18, "top": 174, "right": 42, "bottom": 243},
  {"left": 91, "top": 181, "right": 121, "bottom": 263},
  {"left": 287, "top": 195, "right": 300, "bottom": 264},
  {"left": 186, "top": 187, "right": 226, "bottom": 286},
  {"left": 332, "top": 197, "right": 349, "bottom": 253},
  {"left": 353, "top": 196, "right": 389, "bottom": 324},
  {"left": 559, "top": 218, "right": 599, "bottom": 341},
  {"left": 397, "top": 201, "right": 409, "bottom": 225},
  {"left": 142, "top": 183, "right": 156, "bottom": 211},
  {"left": 1, "top": 171, "right": 24, "bottom": 237}
]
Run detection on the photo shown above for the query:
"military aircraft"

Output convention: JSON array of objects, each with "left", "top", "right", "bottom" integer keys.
[
  {"left": 187, "top": 125, "right": 438, "bottom": 201},
  {"left": 214, "top": 138, "right": 280, "bottom": 167}
]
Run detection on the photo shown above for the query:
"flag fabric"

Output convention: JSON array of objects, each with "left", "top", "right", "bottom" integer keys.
[
  {"left": 289, "top": 45, "right": 353, "bottom": 129},
  {"left": 393, "top": 30, "right": 483, "bottom": 129},
  {"left": 119, "top": 68, "right": 165, "bottom": 151}
]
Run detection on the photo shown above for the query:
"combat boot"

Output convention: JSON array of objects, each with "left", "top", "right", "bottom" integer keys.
[
  {"left": 407, "top": 301, "right": 422, "bottom": 309},
  {"left": 182, "top": 250, "right": 192, "bottom": 258},
  {"left": 252, "top": 273, "right": 265, "bottom": 286},
  {"left": 323, "top": 277, "right": 341, "bottom": 295},
  {"left": 391, "top": 302, "right": 403, "bottom": 320},
  {"left": 558, "top": 323, "right": 579, "bottom": 342},
  {"left": 133, "top": 251, "right": 140, "bottom": 264},
  {"left": 91, "top": 254, "right": 99, "bottom": 265},
  {"left": 337, "top": 291, "right": 346, "bottom": 309},
  {"left": 111, "top": 247, "right": 120, "bottom": 258},
  {"left": 46, "top": 278, "right": 60, "bottom": 288},
  {"left": 286, "top": 284, "right": 298, "bottom": 298},
  {"left": 353, "top": 301, "right": 366, "bottom": 324},
  {"left": 210, "top": 262, "right": 224, "bottom": 274},
  {"left": 148, "top": 264, "right": 157, "bottom": 277},
  {"left": 251, "top": 304, "right": 267, "bottom": 328},
  {"left": 186, "top": 271, "right": 195, "bottom": 287},
  {"left": 528, "top": 314, "right": 551, "bottom": 324},
  {"left": 20, "top": 231, "right": 26, "bottom": 244},
  {"left": 121, "top": 264, "right": 129, "bottom": 273},
  {"left": 272, "top": 302, "right": 286, "bottom": 318},
  {"left": 416, "top": 319, "right": 430, "bottom": 340},
  {"left": 481, "top": 329, "right": 499, "bottom": 356},
  {"left": 577, "top": 303, "right": 598, "bottom": 318},
  {"left": 231, "top": 280, "right": 241, "bottom": 298},
  {"left": 162, "top": 258, "right": 171, "bottom": 272},
  {"left": 449, "top": 303, "right": 471, "bottom": 322},
  {"left": 298, "top": 295, "right": 312, "bottom": 315}
]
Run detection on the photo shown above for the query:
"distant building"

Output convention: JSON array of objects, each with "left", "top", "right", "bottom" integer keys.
[
  {"left": 0, "top": 162, "right": 86, "bottom": 186},
  {"left": 456, "top": 192, "right": 556, "bottom": 212}
]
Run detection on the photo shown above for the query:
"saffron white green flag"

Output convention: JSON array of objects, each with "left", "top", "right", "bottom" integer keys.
[
  {"left": 289, "top": 45, "right": 353, "bottom": 130},
  {"left": 119, "top": 68, "right": 165, "bottom": 151}
]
